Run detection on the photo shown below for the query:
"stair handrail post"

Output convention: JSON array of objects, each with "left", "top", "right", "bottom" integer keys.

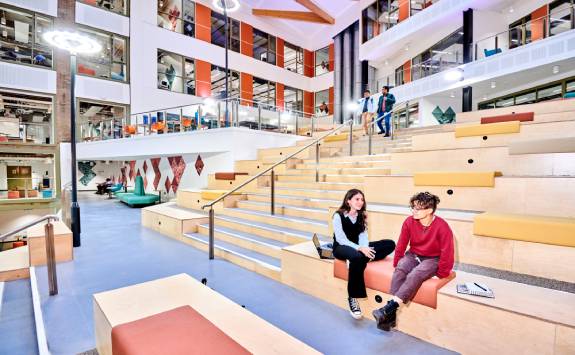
[
  {"left": 258, "top": 105, "right": 262, "bottom": 130},
  {"left": 44, "top": 221, "right": 58, "bottom": 296},
  {"left": 368, "top": 122, "right": 373, "bottom": 155},
  {"left": 270, "top": 169, "right": 275, "bottom": 215},
  {"left": 315, "top": 142, "right": 320, "bottom": 183},
  {"left": 208, "top": 207, "right": 215, "bottom": 260},
  {"left": 349, "top": 119, "right": 354, "bottom": 156}
]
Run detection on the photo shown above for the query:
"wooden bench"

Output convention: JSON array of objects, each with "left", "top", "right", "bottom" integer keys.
[
  {"left": 26, "top": 221, "right": 73, "bottom": 266},
  {"left": 141, "top": 202, "right": 208, "bottom": 239},
  {"left": 214, "top": 172, "right": 249, "bottom": 180},
  {"left": 94, "top": 274, "right": 319, "bottom": 355},
  {"left": 176, "top": 189, "right": 246, "bottom": 210},
  {"left": 281, "top": 242, "right": 575, "bottom": 354},
  {"left": 509, "top": 136, "right": 575, "bottom": 155},
  {"left": 333, "top": 258, "right": 455, "bottom": 308}
]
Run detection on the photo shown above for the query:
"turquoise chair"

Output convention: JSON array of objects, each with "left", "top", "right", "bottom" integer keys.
[{"left": 116, "top": 176, "right": 159, "bottom": 207}]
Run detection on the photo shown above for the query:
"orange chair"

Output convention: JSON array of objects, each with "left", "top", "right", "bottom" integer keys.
[
  {"left": 151, "top": 122, "right": 166, "bottom": 133},
  {"left": 182, "top": 118, "right": 192, "bottom": 128},
  {"left": 123, "top": 125, "right": 136, "bottom": 135}
]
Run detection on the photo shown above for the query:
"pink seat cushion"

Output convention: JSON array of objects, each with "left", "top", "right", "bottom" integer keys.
[
  {"left": 333, "top": 258, "right": 455, "bottom": 308},
  {"left": 481, "top": 112, "right": 534, "bottom": 124},
  {"left": 112, "top": 306, "right": 250, "bottom": 355}
]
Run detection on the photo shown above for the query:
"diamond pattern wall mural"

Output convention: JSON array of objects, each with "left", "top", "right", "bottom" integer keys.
[
  {"left": 168, "top": 156, "right": 186, "bottom": 193},
  {"left": 164, "top": 176, "right": 171, "bottom": 193},
  {"left": 195, "top": 155, "right": 204, "bottom": 176},
  {"left": 151, "top": 158, "right": 162, "bottom": 190},
  {"left": 129, "top": 161, "right": 136, "bottom": 181}
]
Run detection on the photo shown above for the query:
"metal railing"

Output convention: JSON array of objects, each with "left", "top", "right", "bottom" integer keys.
[
  {"left": 474, "top": 5, "right": 575, "bottom": 61},
  {"left": 201, "top": 118, "right": 355, "bottom": 259},
  {"left": 0, "top": 215, "right": 59, "bottom": 296}
]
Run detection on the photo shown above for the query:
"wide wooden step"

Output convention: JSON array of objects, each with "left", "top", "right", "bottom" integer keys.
[
  {"left": 254, "top": 187, "right": 343, "bottom": 201},
  {"left": 0, "top": 246, "right": 30, "bottom": 281},
  {"left": 295, "top": 160, "right": 391, "bottom": 170},
  {"left": 236, "top": 200, "right": 328, "bottom": 220},
  {"left": 286, "top": 167, "right": 392, "bottom": 176},
  {"left": 246, "top": 193, "right": 338, "bottom": 209},
  {"left": 274, "top": 181, "right": 360, "bottom": 191}
]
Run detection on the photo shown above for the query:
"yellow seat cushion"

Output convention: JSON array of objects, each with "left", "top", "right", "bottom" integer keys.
[
  {"left": 455, "top": 121, "right": 520, "bottom": 138},
  {"left": 324, "top": 134, "right": 348, "bottom": 143},
  {"left": 414, "top": 171, "right": 502, "bottom": 187},
  {"left": 473, "top": 213, "right": 575, "bottom": 247},
  {"left": 201, "top": 190, "right": 241, "bottom": 200}
]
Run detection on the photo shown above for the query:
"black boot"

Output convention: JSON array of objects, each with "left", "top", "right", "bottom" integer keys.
[{"left": 372, "top": 299, "right": 399, "bottom": 331}]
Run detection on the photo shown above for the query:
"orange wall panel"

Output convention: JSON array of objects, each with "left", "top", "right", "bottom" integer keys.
[
  {"left": 195, "top": 4, "right": 211, "bottom": 42},
  {"left": 276, "top": 83, "right": 284, "bottom": 110},
  {"left": 276, "top": 38, "right": 285, "bottom": 68},
  {"left": 195, "top": 60, "right": 211, "bottom": 98},
  {"left": 531, "top": 6, "right": 548, "bottom": 41},
  {"left": 399, "top": 0, "right": 410, "bottom": 22},
  {"left": 403, "top": 60, "right": 411, "bottom": 83},
  {"left": 328, "top": 43, "right": 334, "bottom": 72},
  {"left": 304, "top": 49, "right": 314, "bottom": 77},
  {"left": 241, "top": 22, "right": 253, "bottom": 57},
  {"left": 304, "top": 91, "right": 314, "bottom": 115},
  {"left": 240, "top": 73, "right": 253, "bottom": 106}
]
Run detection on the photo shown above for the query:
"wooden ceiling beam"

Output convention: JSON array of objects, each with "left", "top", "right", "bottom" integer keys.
[
  {"left": 252, "top": 9, "right": 330, "bottom": 24},
  {"left": 294, "top": 0, "right": 335, "bottom": 24}
]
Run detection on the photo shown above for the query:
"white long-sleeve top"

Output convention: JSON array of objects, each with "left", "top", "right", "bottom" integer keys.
[{"left": 333, "top": 212, "right": 369, "bottom": 250}]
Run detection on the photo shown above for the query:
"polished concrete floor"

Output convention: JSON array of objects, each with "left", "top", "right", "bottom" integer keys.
[{"left": 30, "top": 192, "right": 457, "bottom": 355}]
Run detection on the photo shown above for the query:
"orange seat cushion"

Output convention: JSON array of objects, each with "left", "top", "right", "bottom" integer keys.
[
  {"left": 7, "top": 191, "right": 19, "bottom": 199},
  {"left": 215, "top": 172, "right": 249, "bottom": 180},
  {"left": 333, "top": 258, "right": 455, "bottom": 308},
  {"left": 112, "top": 306, "right": 250, "bottom": 355},
  {"left": 481, "top": 112, "right": 534, "bottom": 124}
]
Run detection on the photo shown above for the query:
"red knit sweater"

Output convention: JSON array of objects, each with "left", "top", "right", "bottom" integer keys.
[{"left": 393, "top": 216, "right": 455, "bottom": 278}]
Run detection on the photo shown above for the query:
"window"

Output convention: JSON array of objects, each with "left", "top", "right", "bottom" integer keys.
[
  {"left": 252, "top": 77, "right": 276, "bottom": 108},
  {"left": 361, "top": 0, "right": 400, "bottom": 43},
  {"left": 410, "top": 27, "right": 463, "bottom": 81},
  {"left": 158, "top": 0, "right": 195, "bottom": 37},
  {"left": 549, "top": 0, "right": 574, "bottom": 36},
  {"left": 253, "top": 28, "right": 276, "bottom": 65},
  {"left": 395, "top": 66, "right": 404, "bottom": 86},
  {"left": 0, "top": 89, "right": 53, "bottom": 144},
  {"left": 514, "top": 91, "right": 537, "bottom": 105},
  {"left": 315, "top": 46, "right": 330, "bottom": 76},
  {"left": 410, "top": 0, "right": 437, "bottom": 16},
  {"left": 315, "top": 90, "right": 330, "bottom": 116},
  {"left": 0, "top": 5, "right": 53, "bottom": 69},
  {"left": 157, "top": 49, "right": 195, "bottom": 95},
  {"left": 211, "top": 11, "right": 240, "bottom": 52},
  {"left": 284, "top": 86, "right": 303, "bottom": 112},
  {"left": 1, "top": 154, "right": 57, "bottom": 200},
  {"left": 284, "top": 42, "right": 303, "bottom": 74},
  {"left": 495, "top": 97, "right": 514, "bottom": 108},
  {"left": 537, "top": 84, "right": 563, "bottom": 101},
  {"left": 78, "top": 0, "right": 129, "bottom": 16},
  {"left": 509, "top": 15, "right": 533, "bottom": 49},
  {"left": 77, "top": 100, "right": 127, "bottom": 141},
  {"left": 211, "top": 65, "right": 240, "bottom": 99},
  {"left": 566, "top": 79, "right": 575, "bottom": 93},
  {"left": 77, "top": 28, "right": 128, "bottom": 82}
]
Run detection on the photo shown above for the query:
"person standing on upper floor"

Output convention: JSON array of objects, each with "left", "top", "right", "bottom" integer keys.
[
  {"left": 372, "top": 192, "right": 455, "bottom": 331},
  {"left": 376, "top": 86, "right": 396, "bottom": 137},
  {"left": 332, "top": 189, "right": 396, "bottom": 320},
  {"left": 357, "top": 90, "right": 376, "bottom": 136}
]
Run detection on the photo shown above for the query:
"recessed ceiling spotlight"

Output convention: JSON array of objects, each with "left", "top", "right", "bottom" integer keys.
[
  {"left": 509, "top": 7, "right": 514, "bottom": 13},
  {"left": 491, "top": 81, "right": 496, "bottom": 89},
  {"left": 552, "top": 65, "right": 560, "bottom": 74},
  {"left": 482, "top": 96, "right": 488, "bottom": 101},
  {"left": 404, "top": 44, "right": 409, "bottom": 51},
  {"left": 384, "top": 60, "right": 389, "bottom": 66},
  {"left": 450, "top": 92, "right": 455, "bottom": 98}
]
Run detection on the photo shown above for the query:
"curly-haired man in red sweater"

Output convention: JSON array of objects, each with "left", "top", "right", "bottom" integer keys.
[{"left": 372, "top": 192, "right": 454, "bottom": 331}]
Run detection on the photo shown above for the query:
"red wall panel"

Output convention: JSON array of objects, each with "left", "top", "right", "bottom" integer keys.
[
  {"left": 328, "top": 43, "right": 335, "bottom": 72},
  {"left": 276, "top": 38, "right": 285, "bottom": 68},
  {"left": 328, "top": 87, "right": 334, "bottom": 115},
  {"left": 399, "top": 0, "right": 410, "bottom": 22},
  {"left": 241, "top": 22, "right": 253, "bottom": 57},
  {"left": 304, "top": 91, "right": 314, "bottom": 115},
  {"left": 195, "top": 4, "right": 211, "bottom": 42},
  {"left": 403, "top": 60, "right": 411, "bottom": 83},
  {"left": 276, "top": 83, "right": 285, "bottom": 110},
  {"left": 240, "top": 73, "right": 253, "bottom": 105},
  {"left": 304, "top": 49, "right": 314, "bottom": 77},
  {"left": 195, "top": 60, "right": 211, "bottom": 97},
  {"left": 531, "top": 6, "right": 548, "bottom": 41}
]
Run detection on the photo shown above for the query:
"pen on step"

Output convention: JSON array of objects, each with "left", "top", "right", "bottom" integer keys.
[{"left": 474, "top": 282, "right": 487, "bottom": 291}]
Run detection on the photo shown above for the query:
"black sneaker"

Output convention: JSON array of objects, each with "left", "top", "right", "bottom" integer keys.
[
  {"left": 372, "top": 300, "right": 399, "bottom": 331},
  {"left": 348, "top": 297, "right": 362, "bottom": 320}
]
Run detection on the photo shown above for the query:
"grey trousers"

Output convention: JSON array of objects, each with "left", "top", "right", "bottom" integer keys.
[{"left": 390, "top": 252, "right": 439, "bottom": 303}]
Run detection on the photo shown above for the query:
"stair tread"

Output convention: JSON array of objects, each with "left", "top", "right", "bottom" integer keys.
[
  {"left": 224, "top": 208, "right": 328, "bottom": 226},
  {"left": 276, "top": 181, "right": 358, "bottom": 186},
  {"left": 215, "top": 214, "right": 331, "bottom": 240},
  {"left": 247, "top": 192, "right": 339, "bottom": 204},
  {"left": 239, "top": 200, "right": 329, "bottom": 214},
  {"left": 184, "top": 232, "right": 281, "bottom": 268},
  {"left": 201, "top": 224, "right": 290, "bottom": 248}
]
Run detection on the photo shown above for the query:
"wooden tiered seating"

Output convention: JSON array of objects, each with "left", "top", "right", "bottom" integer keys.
[
  {"left": 480, "top": 112, "right": 534, "bottom": 124},
  {"left": 509, "top": 136, "right": 575, "bottom": 155},
  {"left": 455, "top": 121, "right": 521, "bottom": 137},
  {"left": 413, "top": 171, "right": 501, "bottom": 187},
  {"left": 94, "top": 274, "right": 319, "bottom": 355}
]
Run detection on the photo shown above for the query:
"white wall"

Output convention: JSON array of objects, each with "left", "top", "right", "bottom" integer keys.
[
  {"left": 2, "top": 0, "right": 57, "bottom": 16},
  {"left": 418, "top": 95, "right": 462, "bottom": 126},
  {"left": 0, "top": 62, "right": 57, "bottom": 95},
  {"left": 75, "top": 2, "right": 130, "bottom": 37},
  {"left": 75, "top": 76, "right": 130, "bottom": 105},
  {"left": 77, "top": 127, "right": 305, "bottom": 161}
]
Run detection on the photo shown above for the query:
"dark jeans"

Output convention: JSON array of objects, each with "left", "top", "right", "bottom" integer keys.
[
  {"left": 390, "top": 252, "right": 439, "bottom": 303},
  {"left": 333, "top": 240, "right": 396, "bottom": 298},
  {"left": 376, "top": 111, "right": 391, "bottom": 135}
]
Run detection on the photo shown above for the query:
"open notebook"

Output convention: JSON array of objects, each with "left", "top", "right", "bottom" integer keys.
[{"left": 457, "top": 282, "right": 494, "bottom": 298}]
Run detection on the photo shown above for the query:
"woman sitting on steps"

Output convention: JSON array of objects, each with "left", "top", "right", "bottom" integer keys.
[{"left": 332, "top": 189, "right": 396, "bottom": 320}]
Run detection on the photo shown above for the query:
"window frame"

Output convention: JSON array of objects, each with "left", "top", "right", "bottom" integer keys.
[
  {"left": 77, "top": 0, "right": 130, "bottom": 17},
  {"left": 157, "top": 49, "right": 195, "bottom": 95}
]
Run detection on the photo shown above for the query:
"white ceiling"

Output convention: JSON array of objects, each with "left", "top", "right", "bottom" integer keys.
[{"left": 241, "top": 0, "right": 357, "bottom": 37}]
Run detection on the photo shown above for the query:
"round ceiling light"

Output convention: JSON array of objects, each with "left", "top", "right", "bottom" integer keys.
[
  {"left": 444, "top": 68, "right": 464, "bottom": 81},
  {"left": 43, "top": 31, "right": 102, "bottom": 54},
  {"left": 212, "top": 0, "right": 241, "bottom": 13}
]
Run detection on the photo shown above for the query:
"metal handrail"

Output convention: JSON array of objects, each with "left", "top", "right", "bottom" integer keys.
[
  {"left": 201, "top": 118, "right": 355, "bottom": 259},
  {"left": 0, "top": 215, "right": 59, "bottom": 241},
  {"left": 0, "top": 214, "right": 59, "bottom": 296}
]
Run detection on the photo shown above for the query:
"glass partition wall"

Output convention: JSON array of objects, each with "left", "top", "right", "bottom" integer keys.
[
  {"left": 78, "top": 0, "right": 129, "bottom": 16},
  {"left": 0, "top": 89, "right": 53, "bottom": 144},
  {"left": 0, "top": 154, "right": 57, "bottom": 200},
  {"left": 157, "top": 0, "right": 195, "bottom": 36},
  {"left": 77, "top": 100, "right": 127, "bottom": 141},
  {"left": 77, "top": 27, "right": 128, "bottom": 82},
  {"left": 253, "top": 28, "right": 276, "bottom": 65}
]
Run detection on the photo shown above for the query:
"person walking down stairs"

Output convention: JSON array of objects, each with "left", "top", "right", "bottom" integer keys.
[
  {"left": 376, "top": 86, "right": 396, "bottom": 137},
  {"left": 332, "top": 189, "right": 396, "bottom": 320}
]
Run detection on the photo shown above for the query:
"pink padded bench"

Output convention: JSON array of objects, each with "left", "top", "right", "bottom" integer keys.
[
  {"left": 480, "top": 112, "right": 534, "bottom": 124},
  {"left": 111, "top": 306, "right": 250, "bottom": 355},
  {"left": 334, "top": 258, "right": 455, "bottom": 308}
]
